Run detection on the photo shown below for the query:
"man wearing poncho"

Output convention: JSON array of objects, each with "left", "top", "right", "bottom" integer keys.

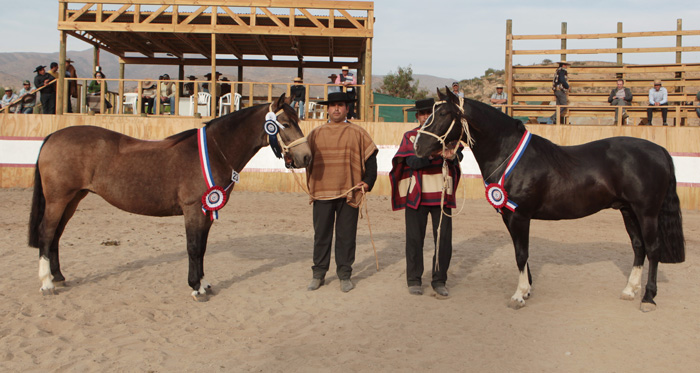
[
  {"left": 306, "top": 92, "right": 378, "bottom": 293},
  {"left": 390, "top": 98, "right": 462, "bottom": 297}
]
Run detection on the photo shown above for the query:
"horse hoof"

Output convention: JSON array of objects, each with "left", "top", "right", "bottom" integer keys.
[
  {"left": 41, "top": 288, "right": 57, "bottom": 296},
  {"left": 640, "top": 302, "right": 657, "bottom": 312},
  {"left": 191, "top": 292, "right": 209, "bottom": 302},
  {"left": 620, "top": 292, "right": 635, "bottom": 301},
  {"left": 53, "top": 280, "right": 66, "bottom": 288},
  {"left": 508, "top": 298, "right": 526, "bottom": 310}
]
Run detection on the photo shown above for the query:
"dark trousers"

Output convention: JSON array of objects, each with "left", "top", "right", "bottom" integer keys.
[
  {"left": 312, "top": 198, "right": 359, "bottom": 280},
  {"left": 647, "top": 103, "right": 668, "bottom": 125},
  {"left": 551, "top": 89, "right": 568, "bottom": 123},
  {"left": 405, "top": 205, "right": 452, "bottom": 287},
  {"left": 40, "top": 93, "right": 55, "bottom": 114}
]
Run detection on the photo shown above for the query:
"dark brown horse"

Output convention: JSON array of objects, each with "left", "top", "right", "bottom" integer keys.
[
  {"left": 414, "top": 89, "right": 685, "bottom": 312},
  {"left": 28, "top": 94, "right": 311, "bottom": 301}
]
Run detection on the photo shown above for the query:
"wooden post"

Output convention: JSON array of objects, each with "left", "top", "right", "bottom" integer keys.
[
  {"left": 57, "top": 31, "right": 66, "bottom": 115},
  {"left": 237, "top": 65, "right": 243, "bottom": 95},
  {"left": 505, "top": 19, "right": 513, "bottom": 116},
  {"left": 676, "top": 19, "right": 682, "bottom": 64},
  {"left": 363, "top": 37, "right": 373, "bottom": 122},
  {"left": 118, "top": 60, "right": 125, "bottom": 114},
  {"left": 93, "top": 45, "right": 99, "bottom": 75},
  {"left": 560, "top": 22, "right": 567, "bottom": 63},
  {"left": 617, "top": 22, "right": 623, "bottom": 67},
  {"left": 211, "top": 33, "right": 217, "bottom": 117}
]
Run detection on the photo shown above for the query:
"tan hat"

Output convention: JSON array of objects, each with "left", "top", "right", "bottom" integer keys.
[
  {"left": 495, "top": 84, "right": 504, "bottom": 89},
  {"left": 293, "top": 77, "right": 302, "bottom": 82},
  {"left": 4, "top": 87, "right": 11, "bottom": 91},
  {"left": 341, "top": 65, "right": 349, "bottom": 70},
  {"left": 654, "top": 79, "right": 662, "bottom": 85}
]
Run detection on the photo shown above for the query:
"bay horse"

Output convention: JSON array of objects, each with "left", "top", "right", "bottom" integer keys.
[
  {"left": 28, "top": 94, "right": 311, "bottom": 301},
  {"left": 414, "top": 88, "right": 685, "bottom": 311}
]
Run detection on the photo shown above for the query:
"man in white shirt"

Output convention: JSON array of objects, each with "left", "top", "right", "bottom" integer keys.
[
  {"left": 490, "top": 84, "right": 507, "bottom": 112},
  {"left": 451, "top": 81, "right": 464, "bottom": 98},
  {"left": 647, "top": 79, "right": 669, "bottom": 126}
]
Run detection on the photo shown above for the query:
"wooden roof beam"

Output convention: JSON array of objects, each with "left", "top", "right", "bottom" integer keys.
[
  {"left": 253, "top": 35, "right": 273, "bottom": 60},
  {"left": 120, "top": 56, "right": 361, "bottom": 69},
  {"left": 144, "top": 33, "right": 183, "bottom": 59},
  {"left": 66, "top": 30, "right": 124, "bottom": 57},
  {"left": 220, "top": 35, "right": 243, "bottom": 59},
  {"left": 174, "top": 33, "right": 211, "bottom": 59},
  {"left": 118, "top": 33, "right": 155, "bottom": 58}
]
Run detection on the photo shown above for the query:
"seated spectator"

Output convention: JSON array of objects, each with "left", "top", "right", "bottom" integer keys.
[
  {"left": 220, "top": 77, "right": 231, "bottom": 96},
  {"left": 203, "top": 71, "right": 222, "bottom": 99},
  {"left": 141, "top": 81, "right": 157, "bottom": 114},
  {"left": 1, "top": 87, "right": 20, "bottom": 113},
  {"left": 490, "top": 84, "right": 507, "bottom": 111},
  {"left": 87, "top": 71, "right": 112, "bottom": 113},
  {"left": 18, "top": 80, "right": 36, "bottom": 114},
  {"left": 327, "top": 74, "right": 341, "bottom": 93},
  {"left": 647, "top": 79, "right": 669, "bottom": 126},
  {"left": 608, "top": 79, "right": 633, "bottom": 124},
  {"left": 159, "top": 74, "right": 176, "bottom": 115},
  {"left": 183, "top": 75, "right": 197, "bottom": 97},
  {"left": 290, "top": 77, "right": 306, "bottom": 119},
  {"left": 451, "top": 81, "right": 464, "bottom": 98},
  {"left": 695, "top": 91, "right": 700, "bottom": 119}
]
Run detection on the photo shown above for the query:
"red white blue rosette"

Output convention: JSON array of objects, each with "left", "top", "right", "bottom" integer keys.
[
  {"left": 485, "top": 183, "right": 507, "bottom": 209},
  {"left": 202, "top": 186, "right": 227, "bottom": 211}
]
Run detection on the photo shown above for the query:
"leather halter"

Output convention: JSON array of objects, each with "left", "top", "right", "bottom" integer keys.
[{"left": 267, "top": 104, "right": 308, "bottom": 156}]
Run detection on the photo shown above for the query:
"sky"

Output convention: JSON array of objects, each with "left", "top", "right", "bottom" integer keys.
[{"left": 4, "top": 0, "right": 700, "bottom": 81}]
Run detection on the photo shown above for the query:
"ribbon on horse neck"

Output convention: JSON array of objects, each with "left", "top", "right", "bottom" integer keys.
[
  {"left": 484, "top": 130, "right": 531, "bottom": 213},
  {"left": 265, "top": 104, "right": 308, "bottom": 160},
  {"left": 198, "top": 127, "right": 239, "bottom": 221}
]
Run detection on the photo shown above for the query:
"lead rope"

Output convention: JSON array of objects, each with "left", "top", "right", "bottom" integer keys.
[{"left": 290, "top": 169, "right": 379, "bottom": 271}]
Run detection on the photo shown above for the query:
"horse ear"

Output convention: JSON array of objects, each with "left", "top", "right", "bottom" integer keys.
[
  {"left": 437, "top": 88, "right": 446, "bottom": 100},
  {"left": 273, "top": 93, "right": 288, "bottom": 110}
]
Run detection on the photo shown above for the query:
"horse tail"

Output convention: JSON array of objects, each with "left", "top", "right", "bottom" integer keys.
[
  {"left": 28, "top": 135, "right": 51, "bottom": 248},
  {"left": 657, "top": 151, "right": 685, "bottom": 263}
]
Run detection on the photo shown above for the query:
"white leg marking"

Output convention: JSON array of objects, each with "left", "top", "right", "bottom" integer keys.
[
  {"left": 38, "top": 256, "right": 54, "bottom": 291},
  {"left": 191, "top": 277, "right": 210, "bottom": 297},
  {"left": 621, "top": 266, "right": 643, "bottom": 300},
  {"left": 509, "top": 270, "right": 531, "bottom": 309},
  {"left": 201, "top": 277, "right": 211, "bottom": 289}
]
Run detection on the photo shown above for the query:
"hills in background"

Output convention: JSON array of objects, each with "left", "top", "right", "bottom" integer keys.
[{"left": 0, "top": 49, "right": 457, "bottom": 96}]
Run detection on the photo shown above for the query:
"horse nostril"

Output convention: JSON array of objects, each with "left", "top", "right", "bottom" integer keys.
[{"left": 304, "top": 154, "right": 312, "bottom": 166}]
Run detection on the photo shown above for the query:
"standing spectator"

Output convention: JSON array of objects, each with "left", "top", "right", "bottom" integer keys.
[
  {"left": 33, "top": 65, "right": 56, "bottom": 114},
  {"left": 290, "top": 77, "right": 306, "bottom": 119},
  {"left": 490, "top": 84, "right": 507, "bottom": 111},
  {"left": 48, "top": 62, "right": 59, "bottom": 78},
  {"left": 183, "top": 75, "right": 197, "bottom": 97},
  {"left": 18, "top": 80, "right": 36, "bottom": 114},
  {"left": 551, "top": 60, "right": 571, "bottom": 124},
  {"left": 159, "top": 74, "right": 176, "bottom": 115},
  {"left": 451, "top": 81, "right": 464, "bottom": 98},
  {"left": 327, "top": 74, "right": 341, "bottom": 94},
  {"left": 305, "top": 92, "right": 378, "bottom": 293},
  {"left": 335, "top": 66, "right": 357, "bottom": 119},
  {"left": 141, "top": 80, "right": 156, "bottom": 114},
  {"left": 695, "top": 91, "right": 700, "bottom": 119},
  {"left": 220, "top": 77, "right": 231, "bottom": 96},
  {"left": 1, "top": 87, "right": 20, "bottom": 113},
  {"left": 65, "top": 58, "right": 78, "bottom": 113},
  {"left": 390, "top": 98, "right": 462, "bottom": 297},
  {"left": 608, "top": 79, "right": 633, "bottom": 124},
  {"left": 647, "top": 79, "right": 669, "bottom": 126},
  {"left": 203, "top": 71, "right": 222, "bottom": 99}
]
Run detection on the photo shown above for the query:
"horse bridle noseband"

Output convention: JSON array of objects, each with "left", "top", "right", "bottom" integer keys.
[
  {"left": 415, "top": 97, "right": 474, "bottom": 151},
  {"left": 266, "top": 104, "right": 308, "bottom": 158}
]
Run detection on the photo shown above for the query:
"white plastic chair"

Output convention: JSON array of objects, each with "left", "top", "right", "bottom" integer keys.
[
  {"left": 190, "top": 92, "right": 211, "bottom": 116},
  {"left": 122, "top": 92, "right": 138, "bottom": 114},
  {"left": 233, "top": 93, "right": 242, "bottom": 111},
  {"left": 218, "top": 93, "right": 232, "bottom": 116}
]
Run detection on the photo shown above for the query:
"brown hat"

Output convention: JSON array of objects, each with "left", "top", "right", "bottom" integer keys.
[
  {"left": 557, "top": 61, "right": 571, "bottom": 66},
  {"left": 328, "top": 74, "right": 337, "bottom": 79},
  {"left": 66, "top": 58, "right": 74, "bottom": 63},
  {"left": 654, "top": 79, "right": 662, "bottom": 85}
]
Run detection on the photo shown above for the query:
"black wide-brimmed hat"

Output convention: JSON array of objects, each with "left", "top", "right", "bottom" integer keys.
[
  {"left": 317, "top": 92, "right": 356, "bottom": 104},
  {"left": 406, "top": 98, "right": 435, "bottom": 112},
  {"left": 34, "top": 65, "right": 46, "bottom": 73}
]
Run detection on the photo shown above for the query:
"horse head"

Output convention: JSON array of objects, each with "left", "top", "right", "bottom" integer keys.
[
  {"left": 267, "top": 94, "right": 313, "bottom": 168},
  {"left": 413, "top": 87, "right": 467, "bottom": 158}
]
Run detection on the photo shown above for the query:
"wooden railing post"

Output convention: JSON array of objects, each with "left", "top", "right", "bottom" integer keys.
[
  {"left": 560, "top": 22, "right": 567, "bottom": 63},
  {"left": 505, "top": 19, "right": 513, "bottom": 117}
]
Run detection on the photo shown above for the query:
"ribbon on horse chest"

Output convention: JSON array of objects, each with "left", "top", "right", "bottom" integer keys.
[
  {"left": 197, "top": 127, "right": 239, "bottom": 221},
  {"left": 484, "top": 130, "right": 532, "bottom": 213}
]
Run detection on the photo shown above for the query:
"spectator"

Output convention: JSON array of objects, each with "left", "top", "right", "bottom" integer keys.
[
  {"left": 18, "top": 80, "right": 36, "bottom": 114},
  {"left": 696, "top": 91, "right": 700, "bottom": 119},
  {"left": 290, "top": 77, "right": 306, "bottom": 119},
  {"left": 183, "top": 75, "right": 197, "bottom": 97},
  {"left": 451, "top": 81, "right": 464, "bottom": 98},
  {"left": 220, "top": 77, "right": 231, "bottom": 96},
  {"left": 551, "top": 60, "right": 571, "bottom": 124},
  {"left": 647, "top": 79, "right": 669, "bottom": 126},
  {"left": 335, "top": 66, "right": 357, "bottom": 119},
  {"left": 1, "top": 87, "right": 20, "bottom": 113},
  {"left": 65, "top": 58, "right": 78, "bottom": 113},
  {"left": 203, "top": 71, "right": 222, "bottom": 99},
  {"left": 490, "top": 84, "right": 507, "bottom": 111},
  {"left": 48, "top": 62, "right": 59, "bottom": 79},
  {"left": 33, "top": 65, "right": 56, "bottom": 114},
  {"left": 87, "top": 71, "right": 112, "bottom": 113},
  {"left": 327, "top": 74, "right": 341, "bottom": 93},
  {"left": 608, "top": 79, "right": 633, "bottom": 124},
  {"left": 141, "top": 80, "right": 156, "bottom": 114},
  {"left": 159, "top": 74, "right": 176, "bottom": 115}
]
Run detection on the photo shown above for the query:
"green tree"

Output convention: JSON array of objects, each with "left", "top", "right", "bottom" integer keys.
[{"left": 375, "top": 65, "right": 429, "bottom": 100}]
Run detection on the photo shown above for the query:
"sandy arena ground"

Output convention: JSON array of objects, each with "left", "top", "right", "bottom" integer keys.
[{"left": 1, "top": 188, "right": 699, "bottom": 371}]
